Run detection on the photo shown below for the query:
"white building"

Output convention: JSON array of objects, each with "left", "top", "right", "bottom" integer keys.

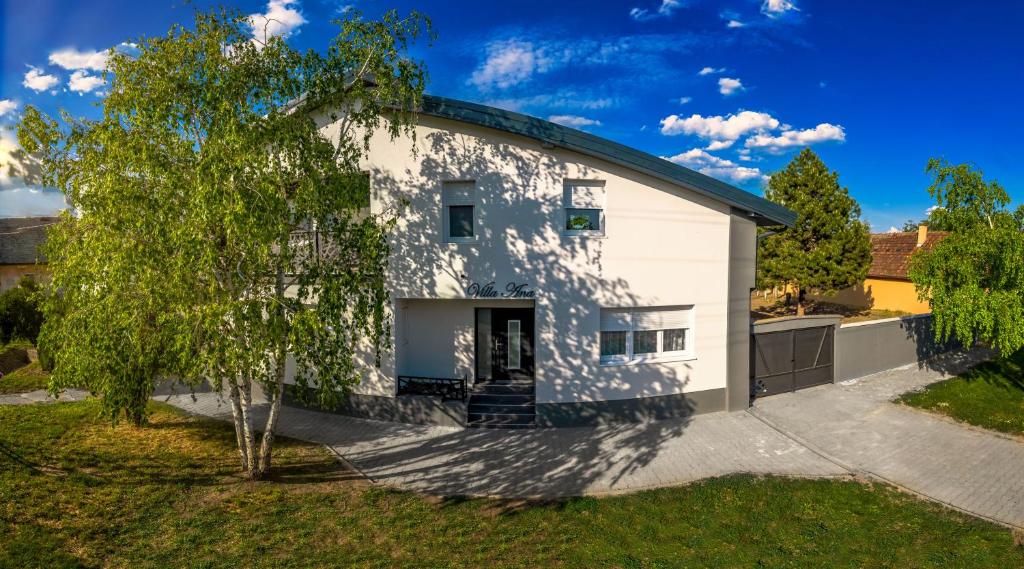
[{"left": 288, "top": 96, "right": 795, "bottom": 428}]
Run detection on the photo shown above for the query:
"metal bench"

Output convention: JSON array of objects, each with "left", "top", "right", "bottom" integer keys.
[{"left": 396, "top": 375, "right": 467, "bottom": 402}]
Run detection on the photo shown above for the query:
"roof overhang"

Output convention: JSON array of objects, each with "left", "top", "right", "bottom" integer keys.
[{"left": 417, "top": 95, "right": 796, "bottom": 227}]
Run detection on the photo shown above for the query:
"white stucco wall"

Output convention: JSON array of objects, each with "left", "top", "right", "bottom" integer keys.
[{"left": 317, "top": 113, "right": 743, "bottom": 404}]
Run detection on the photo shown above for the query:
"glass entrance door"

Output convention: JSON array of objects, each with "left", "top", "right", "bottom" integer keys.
[{"left": 475, "top": 307, "right": 534, "bottom": 382}]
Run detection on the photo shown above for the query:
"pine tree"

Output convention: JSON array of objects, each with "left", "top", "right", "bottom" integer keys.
[{"left": 759, "top": 149, "right": 872, "bottom": 316}]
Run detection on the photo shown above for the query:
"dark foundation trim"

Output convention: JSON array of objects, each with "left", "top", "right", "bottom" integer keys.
[
  {"left": 535, "top": 388, "right": 726, "bottom": 427},
  {"left": 282, "top": 387, "right": 466, "bottom": 428}
]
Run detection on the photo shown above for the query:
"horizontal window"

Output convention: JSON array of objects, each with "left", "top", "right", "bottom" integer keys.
[{"left": 599, "top": 306, "right": 694, "bottom": 365}]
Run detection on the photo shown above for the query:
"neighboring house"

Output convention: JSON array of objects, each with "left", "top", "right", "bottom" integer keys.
[
  {"left": 286, "top": 95, "right": 796, "bottom": 428},
  {"left": 810, "top": 225, "right": 947, "bottom": 313},
  {"left": 0, "top": 217, "right": 56, "bottom": 291}
]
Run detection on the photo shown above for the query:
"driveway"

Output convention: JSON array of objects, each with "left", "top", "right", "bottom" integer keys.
[{"left": 750, "top": 349, "right": 1024, "bottom": 529}]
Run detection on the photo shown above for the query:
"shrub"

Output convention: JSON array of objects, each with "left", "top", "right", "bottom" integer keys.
[{"left": 0, "top": 276, "right": 44, "bottom": 345}]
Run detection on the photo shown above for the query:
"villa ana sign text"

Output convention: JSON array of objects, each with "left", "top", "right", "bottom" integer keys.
[{"left": 462, "top": 279, "right": 535, "bottom": 299}]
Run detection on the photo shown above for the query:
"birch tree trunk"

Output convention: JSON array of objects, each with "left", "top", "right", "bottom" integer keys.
[
  {"left": 256, "top": 263, "right": 289, "bottom": 478},
  {"left": 227, "top": 377, "right": 250, "bottom": 471},
  {"left": 238, "top": 374, "right": 259, "bottom": 478},
  {"left": 257, "top": 357, "right": 286, "bottom": 477}
]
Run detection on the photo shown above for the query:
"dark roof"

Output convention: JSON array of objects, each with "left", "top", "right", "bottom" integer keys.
[
  {"left": 869, "top": 230, "right": 949, "bottom": 280},
  {"left": 0, "top": 217, "right": 58, "bottom": 265},
  {"left": 418, "top": 96, "right": 796, "bottom": 227}
]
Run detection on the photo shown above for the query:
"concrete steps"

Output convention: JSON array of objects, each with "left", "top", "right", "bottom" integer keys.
[{"left": 467, "top": 381, "right": 536, "bottom": 428}]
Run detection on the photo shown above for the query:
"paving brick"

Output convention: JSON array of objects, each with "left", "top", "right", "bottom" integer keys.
[{"left": 752, "top": 349, "right": 1024, "bottom": 528}]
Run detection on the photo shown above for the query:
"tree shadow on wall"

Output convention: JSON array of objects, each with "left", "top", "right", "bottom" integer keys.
[{"left": 344, "top": 119, "right": 706, "bottom": 497}]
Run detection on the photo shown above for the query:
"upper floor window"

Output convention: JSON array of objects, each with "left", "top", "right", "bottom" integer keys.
[
  {"left": 599, "top": 306, "right": 694, "bottom": 365},
  {"left": 563, "top": 180, "right": 605, "bottom": 235},
  {"left": 443, "top": 181, "right": 476, "bottom": 242}
]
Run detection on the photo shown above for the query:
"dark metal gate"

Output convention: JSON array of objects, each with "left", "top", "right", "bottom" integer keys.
[{"left": 752, "top": 325, "right": 834, "bottom": 398}]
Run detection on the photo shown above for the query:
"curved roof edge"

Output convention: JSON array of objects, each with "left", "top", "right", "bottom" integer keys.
[{"left": 419, "top": 95, "right": 796, "bottom": 227}]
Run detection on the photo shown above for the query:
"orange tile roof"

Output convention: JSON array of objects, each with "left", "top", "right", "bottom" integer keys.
[{"left": 868, "top": 230, "right": 948, "bottom": 280}]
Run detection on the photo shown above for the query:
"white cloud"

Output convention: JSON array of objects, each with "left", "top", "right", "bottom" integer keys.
[
  {"left": 762, "top": 0, "right": 799, "bottom": 18},
  {"left": 677, "top": 96, "right": 692, "bottom": 104},
  {"left": 0, "top": 100, "right": 17, "bottom": 117},
  {"left": 469, "top": 39, "right": 553, "bottom": 90},
  {"left": 698, "top": 66, "right": 724, "bottom": 76},
  {"left": 68, "top": 70, "right": 104, "bottom": 94},
  {"left": 727, "top": 20, "right": 745, "bottom": 28},
  {"left": 887, "top": 226, "right": 900, "bottom": 234},
  {"left": 469, "top": 33, "right": 699, "bottom": 90},
  {"left": 630, "top": 0, "right": 684, "bottom": 21},
  {"left": 718, "top": 77, "right": 744, "bottom": 96},
  {"left": 660, "top": 110, "right": 779, "bottom": 142},
  {"left": 48, "top": 47, "right": 108, "bottom": 71},
  {"left": 22, "top": 66, "right": 59, "bottom": 92},
  {"left": 0, "top": 131, "right": 66, "bottom": 217},
  {"left": 666, "top": 148, "right": 767, "bottom": 184},
  {"left": 47, "top": 42, "right": 138, "bottom": 72},
  {"left": 548, "top": 114, "right": 602, "bottom": 128},
  {"left": 249, "top": 0, "right": 306, "bottom": 42},
  {"left": 706, "top": 140, "right": 734, "bottom": 151},
  {"left": 744, "top": 123, "right": 846, "bottom": 151}
]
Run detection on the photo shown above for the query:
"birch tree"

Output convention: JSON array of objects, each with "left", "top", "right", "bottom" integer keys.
[
  {"left": 20, "top": 8, "right": 431, "bottom": 477},
  {"left": 909, "top": 159, "right": 1024, "bottom": 355}
]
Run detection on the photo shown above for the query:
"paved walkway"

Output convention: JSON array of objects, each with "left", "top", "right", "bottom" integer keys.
[
  {"left": 158, "top": 389, "right": 844, "bottom": 498},
  {"left": 7, "top": 350, "right": 1023, "bottom": 528},
  {"left": 0, "top": 388, "right": 89, "bottom": 406},
  {"left": 750, "top": 350, "right": 1024, "bottom": 529}
]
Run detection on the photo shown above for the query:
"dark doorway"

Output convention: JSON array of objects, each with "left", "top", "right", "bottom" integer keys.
[
  {"left": 751, "top": 325, "right": 834, "bottom": 398},
  {"left": 475, "top": 307, "right": 535, "bottom": 382}
]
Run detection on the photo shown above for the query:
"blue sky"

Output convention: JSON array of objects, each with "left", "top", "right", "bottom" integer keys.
[{"left": 2, "top": 0, "right": 1021, "bottom": 230}]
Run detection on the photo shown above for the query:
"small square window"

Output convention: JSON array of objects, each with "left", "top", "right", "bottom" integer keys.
[
  {"left": 448, "top": 205, "right": 474, "bottom": 238},
  {"left": 600, "top": 331, "right": 627, "bottom": 358},
  {"left": 566, "top": 209, "right": 601, "bottom": 231},
  {"left": 663, "top": 329, "right": 687, "bottom": 352},
  {"left": 633, "top": 330, "right": 658, "bottom": 355},
  {"left": 443, "top": 181, "right": 476, "bottom": 242},
  {"left": 563, "top": 181, "right": 605, "bottom": 235}
]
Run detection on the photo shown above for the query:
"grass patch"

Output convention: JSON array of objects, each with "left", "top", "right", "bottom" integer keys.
[
  {"left": 0, "top": 362, "right": 49, "bottom": 394},
  {"left": 1, "top": 401, "right": 1021, "bottom": 568},
  {"left": 900, "top": 350, "right": 1024, "bottom": 436}
]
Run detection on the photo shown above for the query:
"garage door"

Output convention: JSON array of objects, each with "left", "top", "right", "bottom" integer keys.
[{"left": 751, "top": 325, "right": 834, "bottom": 398}]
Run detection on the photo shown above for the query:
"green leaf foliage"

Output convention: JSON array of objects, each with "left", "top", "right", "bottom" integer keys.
[
  {"left": 18, "top": 8, "right": 432, "bottom": 429},
  {"left": 908, "top": 159, "right": 1024, "bottom": 355},
  {"left": 0, "top": 276, "right": 44, "bottom": 345},
  {"left": 758, "top": 149, "right": 872, "bottom": 301}
]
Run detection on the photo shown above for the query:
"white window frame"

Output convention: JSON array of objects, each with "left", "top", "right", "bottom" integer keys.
[
  {"left": 599, "top": 306, "right": 696, "bottom": 366},
  {"left": 443, "top": 180, "right": 478, "bottom": 243},
  {"left": 563, "top": 180, "right": 606, "bottom": 237}
]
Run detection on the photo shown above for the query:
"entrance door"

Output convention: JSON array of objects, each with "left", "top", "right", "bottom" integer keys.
[{"left": 475, "top": 308, "right": 534, "bottom": 382}]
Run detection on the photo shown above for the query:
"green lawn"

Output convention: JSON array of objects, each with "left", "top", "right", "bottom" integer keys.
[
  {"left": 1, "top": 401, "right": 1020, "bottom": 568},
  {"left": 899, "top": 350, "right": 1024, "bottom": 436},
  {"left": 0, "top": 362, "right": 49, "bottom": 394}
]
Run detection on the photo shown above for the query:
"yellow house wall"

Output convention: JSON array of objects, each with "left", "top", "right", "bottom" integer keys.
[
  {"left": 810, "top": 277, "right": 931, "bottom": 314},
  {"left": 0, "top": 265, "right": 48, "bottom": 292}
]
